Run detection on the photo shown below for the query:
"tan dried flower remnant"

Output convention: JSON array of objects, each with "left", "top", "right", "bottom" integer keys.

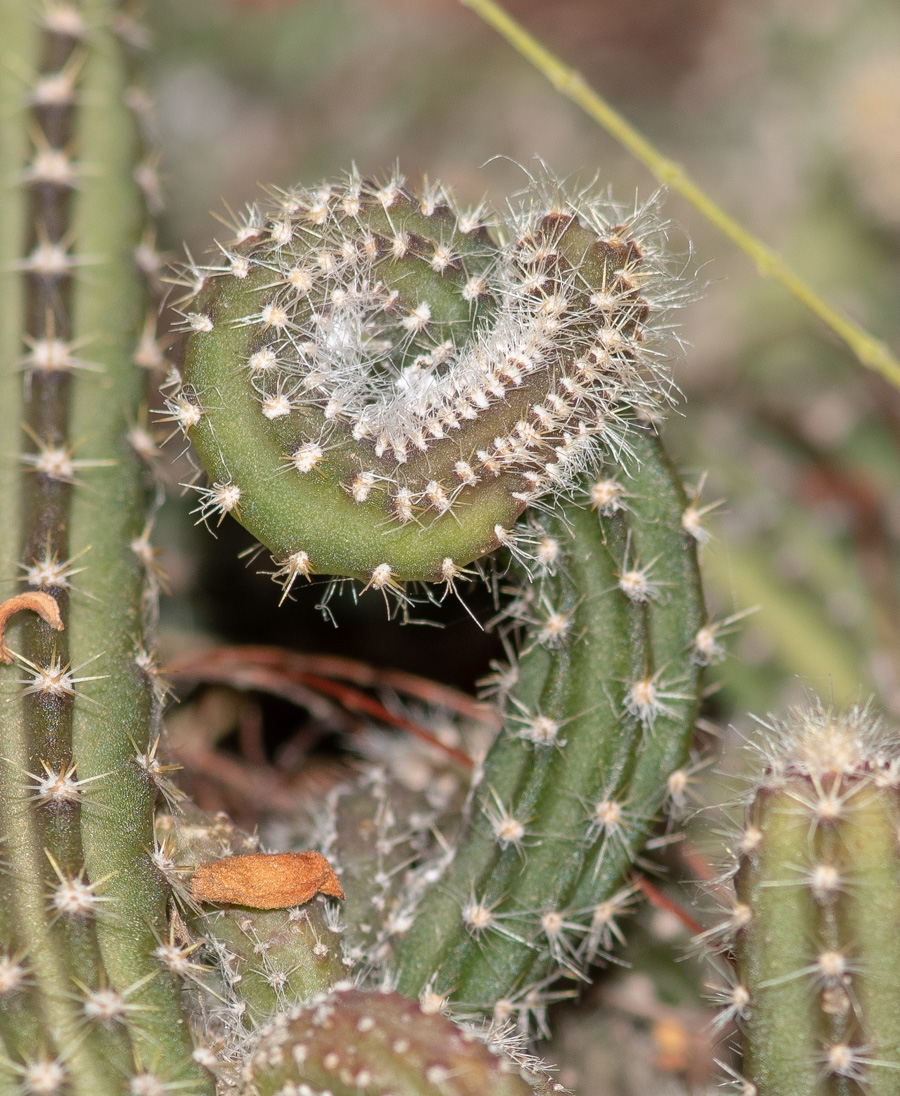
[
  {"left": 0, "top": 592, "right": 64, "bottom": 663},
  {"left": 190, "top": 851, "right": 345, "bottom": 909}
]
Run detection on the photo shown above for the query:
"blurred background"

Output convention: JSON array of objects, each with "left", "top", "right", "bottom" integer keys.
[{"left": 141, "top": 1, "right": 900, "bottom": 1090}]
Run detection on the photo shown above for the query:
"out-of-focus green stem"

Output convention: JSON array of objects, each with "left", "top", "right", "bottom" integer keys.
[{"left": 460, "top": 0, "right": 900, "bottom": 392}]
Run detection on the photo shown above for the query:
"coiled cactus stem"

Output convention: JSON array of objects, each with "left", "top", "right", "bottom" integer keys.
[
  {"left": 176, "top": 172, "right": 672, "bottom": 590},
  {"left": 718, "top": 706, "right": 900, "bottom": 1096},
  {"left": 177, "top": 172, "right": 709, "bottom": 1028},
  {"left": 242, "top": 985, "right": 565, "bottom": 1096}
]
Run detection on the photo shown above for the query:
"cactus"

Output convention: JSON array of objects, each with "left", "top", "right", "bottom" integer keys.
[
  {"left": 175, "top": 172, "right": 707, "bottom": 1037},
  {"left": 174, "top": 174, "right": 672, "bottom": 591},
  {"left": 710, "top": 705, "right": 900, "bottom": 1096},
  {"left": 242, "top": 985, "right": 565, "bottom": 1096},
  {"left": 282, "top": 444, "right": 706, "bottom": 1033},
  {"left": 0, "top": 2, "right": 712, "bottom": 1093},
  {"left": 387, "top": 429, "right": 704, "bottom": 1022}
]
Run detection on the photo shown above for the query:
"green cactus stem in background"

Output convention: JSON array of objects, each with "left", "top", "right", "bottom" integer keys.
[
  {"left": 175, "top": 173, "right": 675, "bottom": 589},
  {"left": 715, "top": 705, "right": 900, "bottom": 1096}
]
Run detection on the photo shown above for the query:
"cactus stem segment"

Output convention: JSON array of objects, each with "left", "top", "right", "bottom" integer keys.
[{"left": 714, "top": 705, "right": 900, "bottom": 1096}]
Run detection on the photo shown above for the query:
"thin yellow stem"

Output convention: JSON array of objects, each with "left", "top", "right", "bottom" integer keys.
[{"left": 461, "top": 0, "right": 900, "bottom": 391}]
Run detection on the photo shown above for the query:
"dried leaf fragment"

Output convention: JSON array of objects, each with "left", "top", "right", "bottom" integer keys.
[
  {"left": 0, "top": 592, "right": 64, "bottom": 663},
  {"left": 190, "top": 851, "right": 344, "bottom": 909}
]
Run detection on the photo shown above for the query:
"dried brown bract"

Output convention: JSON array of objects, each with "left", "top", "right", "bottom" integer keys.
[{"left": 190, "top": 851, "right": 344, "bottom": 909}]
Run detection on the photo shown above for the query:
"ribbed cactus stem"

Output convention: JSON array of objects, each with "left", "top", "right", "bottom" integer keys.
[
  {"left": 0, "top": 3, "right": 209, "bottom": 1091},
  {"left": 65, "top": 6, "right": 198, "bottom": 1076},
  {"left": 723, "top": 706, "right": 900, "bottom": 1096},
  {"left": 0, "top": 0, "right": 39, "bottom": 1079},
  {"left": 391, "top": 430, "right": 704, "bottom": 1021},
  {"left": 0, "top": 5, "right": 131, "bottom": 1088}
]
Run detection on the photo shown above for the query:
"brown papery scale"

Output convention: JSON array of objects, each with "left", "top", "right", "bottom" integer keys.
[{"left": 190, "top": 851, "right": 345, "bottom": 909}]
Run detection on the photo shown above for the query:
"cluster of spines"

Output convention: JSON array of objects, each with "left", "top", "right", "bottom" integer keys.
[
  {"left": 708, "top": 705, "right": 900, "bottom": 1096},
  {"left": 306, "top": 714, "right": 491, "bottom": 981},
  {"left": 173, "top": 171, "right": 678, "bottom": 587},
  {"left": 241, "top": 985, "right": 566, "bottom": 1096},
  {"left": 0, "top": 3, "right": 208, "bottom": 1093}
]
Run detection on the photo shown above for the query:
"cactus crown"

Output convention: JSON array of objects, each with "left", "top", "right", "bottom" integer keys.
[{"left": 174, "top": 171, "right": 677, "bottom": 593}]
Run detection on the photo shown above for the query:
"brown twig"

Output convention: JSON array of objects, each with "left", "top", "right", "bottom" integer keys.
[
  {"left": 167, "top": 645, "right": 479, "bottom": 768},
  {"left": 676, "top": 839, "right": 717, "bottom": 882},
  {"left": 169, "top": 646, "right": 498, "bottom": 723},
  {"left": 298, "top": 673, "right": 474, "bottom": 768},
  {"left": 633, "top": 874, "right": 704, "bottom": 937}
]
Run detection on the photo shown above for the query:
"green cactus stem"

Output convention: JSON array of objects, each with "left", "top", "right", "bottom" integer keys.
[
  {"left": 389, "top": 429, "right": 704, "bottom": 1024},
  {"left": 0, "top": 2, "right": 209, "bottom": 1092},
  {"left": 719, "top": 705, "right": 900, "bottom": 1096},
  {"left": 309, "top": 723, "right": 480, "bottom": 976},
  {"left": 176, "top": 173, "right": 670, "bottom": 589},
  {"left": 242, "top": 985, "right": 565, "bottom": 1096}
]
